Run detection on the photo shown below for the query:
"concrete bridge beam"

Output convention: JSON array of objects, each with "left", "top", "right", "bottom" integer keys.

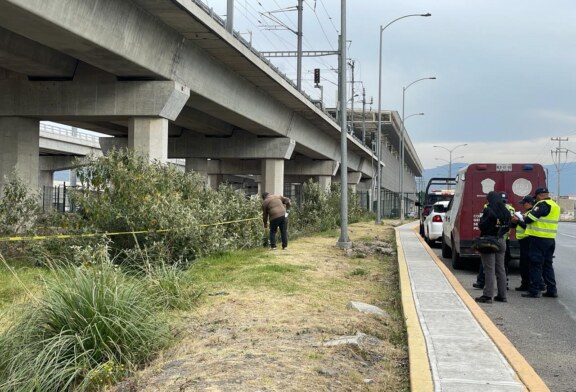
[
  {"left": 38, "top": 156, "right": 78, "bottom": 172},
  {"left": 169, "top": 130, "right": 295, "bottom": 160},
  {"left": 0, "top": 79, "right": 190, "bottom": 120}
]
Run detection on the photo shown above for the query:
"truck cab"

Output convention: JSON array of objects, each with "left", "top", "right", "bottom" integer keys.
[{"left": 416, "top": 177, "right": 456, "bottom": 237}]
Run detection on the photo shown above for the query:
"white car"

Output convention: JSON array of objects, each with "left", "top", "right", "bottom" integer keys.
[{"left": 423, "top": 200, "right": 449, "bottom": 247}]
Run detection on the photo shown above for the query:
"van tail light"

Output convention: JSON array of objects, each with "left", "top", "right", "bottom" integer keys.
[{"left": 432, "top": 215, "right": 443, "bottom": 223}]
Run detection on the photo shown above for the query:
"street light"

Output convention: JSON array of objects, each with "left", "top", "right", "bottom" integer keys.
[
  {"left": 433, "top": 143, "right": 468, "bottom": 179},
  {"left": 404, "top": 112, "right": 425, "bottom": 121},
  {"left": 400, "top": 77, "right": 436, "bottom": 224},
  {"left": 435, "top": 156, "right": 464, "bottom": 166},
  {"left": 376, "top": 12, "right": 431, "bottom": 224}
]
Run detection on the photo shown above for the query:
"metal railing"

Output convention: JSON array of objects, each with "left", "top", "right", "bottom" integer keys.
[
  {"left": 42, "top": 183, "right": 78, "bottom": 213},
  {"left": 40, "top": 123, "right": 100, "bottom": 144}
]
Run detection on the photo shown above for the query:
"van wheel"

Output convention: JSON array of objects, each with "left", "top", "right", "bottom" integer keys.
[
  {"left": 441, "top": 236, "right": 451, "bottom": 258},
  {"left": 419, "top": 223, "right": 425, "bottom": 237},
  {"left": 451, "top": 237, "right": 464, "bottom": 269}
]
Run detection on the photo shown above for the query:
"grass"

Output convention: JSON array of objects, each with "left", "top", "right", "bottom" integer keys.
[
  {"left": 0, "top": 257, "right": 44, "bottom": 315},
  {"left": 0, "top": 257, "right": 171, "bottom": 391},
  {"left": 0, "top": 221, "right": 409, "bottom": 391},
  {"left": 186, "top": 249, "right": 314, "bottom": 294}
]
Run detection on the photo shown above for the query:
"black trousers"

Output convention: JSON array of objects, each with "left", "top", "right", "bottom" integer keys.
[
  {"left": 518, "top": 237, "right": 531, "bottom": 287},
  {"left": 528, "top": 236, "right": 556, "bottom": 295},
  {"left": 269, "top": 216, "right": 288, "bottom": 249}
]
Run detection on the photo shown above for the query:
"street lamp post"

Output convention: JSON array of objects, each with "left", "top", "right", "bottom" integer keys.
[
  {"left": 400, "top": 77, "right": 436, "bottom": 224},
  {"left": 433, "top": 143, "right": 468, "bottom": 179},
  {"left": 376, "top": 12, "right": 431, "bottom": 225},
  {"left": 404, "top": 112, "right": 425, "bottom": 121}
]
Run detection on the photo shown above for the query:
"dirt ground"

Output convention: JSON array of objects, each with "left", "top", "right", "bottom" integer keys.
[{"left": 113, "top": 221, "right": 409, "bottom": 392}]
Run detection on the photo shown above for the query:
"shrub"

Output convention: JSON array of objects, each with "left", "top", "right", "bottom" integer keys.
[
  {"left": 289, "top": 180, "right": 367, "bottom": 236},
  {"left": 0, "top": 259, "right": 170, "bottom": 391},
  {"left": 60, "top": 150, "right": 263, "bottom": 266},
  {"left": 0, "top": 174, "right": 41, "bottom": 257}
]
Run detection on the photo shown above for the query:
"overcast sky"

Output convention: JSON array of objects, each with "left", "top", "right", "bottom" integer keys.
[{"left": 205, "top": 0, "right": 576, "bottom": 175}]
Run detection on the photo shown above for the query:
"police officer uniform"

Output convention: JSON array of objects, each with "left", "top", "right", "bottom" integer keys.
[
  {"left": 519, "top": 187, "right": 560, "bottom": 298},
  {"left": 514, "top": 195, "right": 535, "bottom": 291}
]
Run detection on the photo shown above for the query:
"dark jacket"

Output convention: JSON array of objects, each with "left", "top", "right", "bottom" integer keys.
[{"left": 478, "top": 192, "right": 511, "bottom": 237}]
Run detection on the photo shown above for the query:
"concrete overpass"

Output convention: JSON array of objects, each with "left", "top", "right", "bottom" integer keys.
[{"left": 0, "top": 0, "right": 422, "bottom": 207}]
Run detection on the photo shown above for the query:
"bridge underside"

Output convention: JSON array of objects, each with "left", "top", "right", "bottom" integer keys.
[{"left": 0, "top": 0, "right": 423, "bottom": 201}]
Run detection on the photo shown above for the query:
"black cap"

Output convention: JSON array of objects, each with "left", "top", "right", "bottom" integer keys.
[
  {"left": 518, "top": 195, "right": 535, "bottom": 204},
  {"left": 499, "top": 192, "right": 508, "bottom": 202},
  {"left": 534, "top": 187, "right": 549, "bottom": 196}
]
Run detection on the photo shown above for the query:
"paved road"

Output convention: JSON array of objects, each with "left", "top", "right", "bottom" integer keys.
[{"left": 431, "top": 222, "right": 576, "bottom": 392}]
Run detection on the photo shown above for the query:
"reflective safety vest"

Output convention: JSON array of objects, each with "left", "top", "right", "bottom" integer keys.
[
  {"left": 504, "top": 203, "right": 515, "bottom": 240},
  {"left": 516, "top": 207, "right": 531, "bottom": 240},
  {"left": 525, "top": 199, "right": 560, "bottom": 239}
]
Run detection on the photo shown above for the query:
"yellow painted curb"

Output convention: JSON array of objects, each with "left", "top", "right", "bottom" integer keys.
[
  {"left": 395, "top": 228, "right": 434, "bottom": 392},
  {"left": 415, "top": 227, "right": 550, "bottom": 392}
]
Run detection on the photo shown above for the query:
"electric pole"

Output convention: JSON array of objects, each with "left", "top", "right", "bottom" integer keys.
[
  {"left": 551, "top": 136, "right": 569, "bottom": 202},
  {"left": 258, "top": 0, "right": 307, "bottom": 91}
]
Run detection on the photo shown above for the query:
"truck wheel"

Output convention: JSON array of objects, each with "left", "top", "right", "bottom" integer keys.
[
  {"left": 441, "top": 236, "right": 451, "bottom": 258},
  {"left": 451, "top": 237, "right": 464, "bottom": 269}
]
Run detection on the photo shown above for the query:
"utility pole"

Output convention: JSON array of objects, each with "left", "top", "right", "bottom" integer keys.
[
  {"left": 348, "top": 60, "right": 355, "bottom": 135},
  {"left": 337, "top": 0, "right": 351, "bottom": 249},
  {"left": 296, "top": 0, "right": 303, "bottom": 90},
  {"left": 361, "top": 86, "right": 367, "bottom": 144},
  {"left": 225, "top": 0, "right": 234, "bottom": 32},
  {"left": 258, "top": 1, "right": 309, "bottom": 91},
  {"left": 551, "top": 136, "right": 569, "bottom": 202}
]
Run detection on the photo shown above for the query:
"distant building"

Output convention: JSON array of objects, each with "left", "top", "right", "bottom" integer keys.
[{"left": 558, "top": 195, "right": 576, "bottom": 221}]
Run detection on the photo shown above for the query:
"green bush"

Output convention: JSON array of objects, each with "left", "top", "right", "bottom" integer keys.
[
  {"left": 60, "top": 150, "right": 263, "bottom": 266},
  {"left": 0, "top": 174, "right": 41, "bottom": 257},
  {"left": 0, "top": 259, "right": 170, "bottom": 391},
  {"left": 289, "top": 180, "right": 367, "bottom": 237}
]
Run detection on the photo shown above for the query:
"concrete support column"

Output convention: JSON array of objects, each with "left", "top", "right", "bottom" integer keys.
[
  {"left": 348, "top": 172, "right": 362, "bottom": 193},
  {"left": 185, "top": 158, "right": 210, "bottom": 186},
  {"left": 0, "top": 117, "right": 40, "bottom": 193},
  {"left": 128, "top": 117, "right": 168, "bottom": 163},
  {"left": 334, "top": 171, "right": 362, "bottom": 192},
  {"left": 262, "top": 159, "right": 284, "bottom": 195},
  {"left": 318, "top": 175, "right": 332, "bottom": 192},
  {"left": 69, "top": 169, "right": 78, "bottom": 186},
  {"left": 208, "top": 174, "right": 223, "bottom": 190},
  {"left": 185, "top": 158, "right": 209, "bottom": 175},
  {"left": 38, "top": 170, "right": 54, "bottom": 189}
]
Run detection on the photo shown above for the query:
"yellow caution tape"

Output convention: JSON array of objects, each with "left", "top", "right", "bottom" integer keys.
[{"left": 0, "top": 217, "right": 260, "bottom": 242}]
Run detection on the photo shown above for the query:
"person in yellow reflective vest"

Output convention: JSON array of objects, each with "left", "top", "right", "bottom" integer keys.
[
  {"left": 513, "top": 187, "right": 560, "bottom": 298},
  {"left": 513, "top": 195, "right": 536, "bottom": 291}
]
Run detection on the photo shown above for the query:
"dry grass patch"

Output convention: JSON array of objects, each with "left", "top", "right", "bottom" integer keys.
[{"left": 113, "top": 221, "right": 408, "bottom": 392}]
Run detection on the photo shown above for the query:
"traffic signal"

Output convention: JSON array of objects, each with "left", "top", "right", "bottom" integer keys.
[{"left": 314, "top": 68, "right": 320, "bottom": 84}]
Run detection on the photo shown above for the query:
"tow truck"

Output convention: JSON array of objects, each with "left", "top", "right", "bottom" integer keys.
[{"left": 415, "top": 177, "right": 456, "bottom": 237}]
